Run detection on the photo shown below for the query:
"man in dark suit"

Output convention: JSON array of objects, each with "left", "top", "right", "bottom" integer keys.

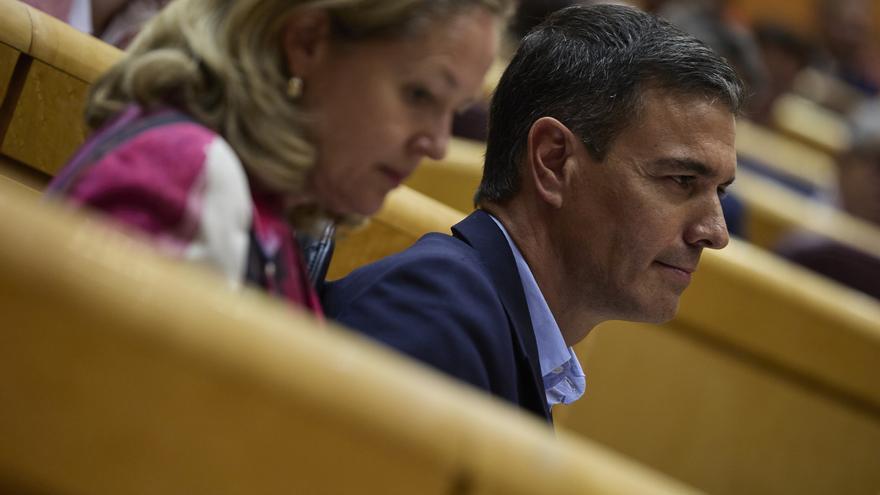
[{"left": 322, "top": 4, "right": 743, "bottom": 422}]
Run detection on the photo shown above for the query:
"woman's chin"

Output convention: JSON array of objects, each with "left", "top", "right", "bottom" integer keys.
[{"left": 322, "top": 194, "right": 386, "bottom": 219}]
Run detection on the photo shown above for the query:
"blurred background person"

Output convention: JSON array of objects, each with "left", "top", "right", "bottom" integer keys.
[
  {"left": 23, "top": 0, "right": 169, "bottom": 48},
  {"left": 813, "top": 0, "right": 880, "bottom": 98},
  {"left": 746, "top": 23, "right": 812, "bottom": 125},
  {"left": 93, "top": 0, "right": 171, "bottom": 48},
  {"left": 777, "top": 99, "right": 880, "bottom": 299},
  {"left": 46, "top": 0, "right": 509, "bottom": 314},
  {"left": 657, "top": 0, "right": 766, "bottom": 100},
  {"left": 453, "top": 0, "right": 631, "bottom": 141}
]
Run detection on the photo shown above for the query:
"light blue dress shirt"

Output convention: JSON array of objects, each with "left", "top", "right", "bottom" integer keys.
[{"left": 489, "top": 215, "right": 586, "bottom": 407}]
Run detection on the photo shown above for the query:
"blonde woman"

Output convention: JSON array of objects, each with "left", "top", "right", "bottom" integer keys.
[{"left": 48, "top": 0, "right": 509, "bottom": 316}]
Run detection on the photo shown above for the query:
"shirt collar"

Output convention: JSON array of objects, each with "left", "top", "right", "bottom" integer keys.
[{"left": 488, "top": 214, "right": 585, "bottom": 406}]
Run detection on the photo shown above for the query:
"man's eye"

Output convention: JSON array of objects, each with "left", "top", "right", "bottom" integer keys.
[
  {"left": 717, "top": 186, "right": 729, "bottom": 199},
  {"left": 670, "top": 175, "right": 696, "bottom": 187}
]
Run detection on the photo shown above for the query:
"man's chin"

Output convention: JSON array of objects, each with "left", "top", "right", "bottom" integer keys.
[{"left": 630, "top": 298, "right": 680, "bottom": 324}]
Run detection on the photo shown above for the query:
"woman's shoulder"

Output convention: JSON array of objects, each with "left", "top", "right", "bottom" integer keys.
[
  {"left": 51, "top": 106, "right": 253, "bottom": 243},
  {"left": 62, "top": 107, "right": 245, "bottom": 199}
]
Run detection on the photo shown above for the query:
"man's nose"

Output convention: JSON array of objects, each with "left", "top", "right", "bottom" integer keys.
[{"left": 685, "top": 198, "right": 730, "bottom": 250}]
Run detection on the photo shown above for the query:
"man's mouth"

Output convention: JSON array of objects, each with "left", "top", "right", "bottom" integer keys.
[{"left": 654, "top": 260, "right": 696, "bottom": 285}]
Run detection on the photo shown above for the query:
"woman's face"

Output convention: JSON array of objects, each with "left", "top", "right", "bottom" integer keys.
[{"left": 287, "top": 9, "right": 500, "bottom": 216}]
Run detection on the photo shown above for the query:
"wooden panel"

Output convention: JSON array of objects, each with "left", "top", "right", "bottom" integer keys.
[
  {"left": 21, "top": 0, "right": 123, "bottom": 82},
  {"left": 0, "top": 0, "right": 33, "bottom": 53},
  {"left": 0, "top": 180, "right": 699, "bottom": 495},
  {"left": 0, "top": 43, "right": 20, "bottom": 108},
  {"left": 1, "top": 59, "right": 89, "bottom": 176},
  {"left": 556, "top": 320, "right": 880, "bottom": 495},
  {"left": 0, "top": 154, "right": 49, "bottom": 194},
  {"left": 678, "top": 239, "right": 880, "bottom": 411}
]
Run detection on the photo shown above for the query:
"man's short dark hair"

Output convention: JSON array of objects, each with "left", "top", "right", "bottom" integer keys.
[{"left": 476, "top": 4, "right": 744, "bottom": 204}]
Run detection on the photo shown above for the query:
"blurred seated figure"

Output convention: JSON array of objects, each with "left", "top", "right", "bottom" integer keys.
[
  {"left": 453, "top": 0, "right": 587, "bottom": 142},
  {"left": 812, "top": 0, "right": 880, "bottom": 97},
  {"left": 746, "top": 23, "right": 811, "bottom": 126},
  {"left": 452, "top": 0, "right": 632, "bottom": 142},
  {"left": 22, "top": 0, "right": 169, "bottom": 47},
  {"left": 658, "top": 0, "right": 767, "bottom": 99},
  {"left": 324, "top": 4, "right": 742, "bottom": 420},
  {"left": 94, "top": 0, "right": 170, "bottom": 48},
  {"left": 45, "top": 0, "right": 509, "bottom": 314},
  {"left": 23, "top": 0, "right": 93, "bottom": 32},
  {"left": 777, "top": 100, "right": 880, "bottom": 299}
]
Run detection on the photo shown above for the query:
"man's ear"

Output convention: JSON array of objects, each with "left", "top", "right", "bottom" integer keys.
[
  {"left": 526, "top": 117, "right": 582, "bottom": 209},
  {"left": 280, "top": 10, "right": 332, "bottom": 79}
]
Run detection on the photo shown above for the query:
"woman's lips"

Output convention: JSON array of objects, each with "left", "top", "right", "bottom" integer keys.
[{"left": 379, "top": 165, "right": 407, "bottom": 187}]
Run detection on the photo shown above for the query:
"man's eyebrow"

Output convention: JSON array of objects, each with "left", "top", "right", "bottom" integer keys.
[{"left": 653, "top": 158, "right": 735, "bottom": 185}]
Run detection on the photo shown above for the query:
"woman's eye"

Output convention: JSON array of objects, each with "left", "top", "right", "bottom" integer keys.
[{"left": 404, "top": 84, "right": 436, "bottom": 106}]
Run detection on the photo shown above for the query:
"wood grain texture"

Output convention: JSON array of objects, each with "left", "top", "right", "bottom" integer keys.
[
  {"left": 556, "top": 319, "right": 880, "bottom": 495},
  {"left": 0, "top": 0, "right": 33, "bottom": 53},
  {"left": 0, "top": 154, "right": 49, "bottom": 193},
  {"left": 23, "top": 0, "right": 123, "bottom": 82},
  {"left": 0, "top": 43, "right": 20, "bottom": 109},
  {"left": 1, "top": 59, "right": 88, "bottom": 176},
  {"left": 679, "top": 238, "right": 880, "bottom": 411}
]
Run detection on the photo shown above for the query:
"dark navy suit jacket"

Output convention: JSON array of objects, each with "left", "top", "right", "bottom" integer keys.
[{"left": 322, "top": 210, "right": 551, "bottom": 421}]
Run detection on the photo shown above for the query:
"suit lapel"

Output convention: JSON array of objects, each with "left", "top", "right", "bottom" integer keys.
[{"left": 452, "top": 210, "right": 551, "bottom": 421}]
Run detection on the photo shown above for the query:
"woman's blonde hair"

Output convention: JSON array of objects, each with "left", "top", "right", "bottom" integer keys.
[{"left": 87, "top": 0, "right": 512, "bottom": 228}]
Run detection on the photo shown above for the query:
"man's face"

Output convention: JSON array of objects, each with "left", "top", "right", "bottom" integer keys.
[{"left": 557, "top": 89, "right": 736, "bottom": 324}]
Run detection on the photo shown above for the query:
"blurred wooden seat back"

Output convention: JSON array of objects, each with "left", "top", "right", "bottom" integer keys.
[
  {"left": 555, "top": 239, "right": 880, "bottom": 495},
  {"left": 0, "top": 0, "right": 122, "bottom": 194},
  {"left": 0, "top": 173, "right": 699, "bottom": 495},
  {"left": 734, "top": 118, "right": 838, "bottom": 195}
]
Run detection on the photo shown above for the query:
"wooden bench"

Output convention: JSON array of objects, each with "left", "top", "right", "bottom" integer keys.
[
  {"left": 0, "top": 0, "right": 122, "bottom": 195},
  {"left": 0, "top": 179, "right": 700, "bottom": 495},
  {"left": 0, "top": 3, "right": 705, "bottom": 492},
  {"left": 4, "top": 2, "right": 880, "bottom": 493},
  {"left": 556, "top": 239, "right": 880, "bottom": 495}
]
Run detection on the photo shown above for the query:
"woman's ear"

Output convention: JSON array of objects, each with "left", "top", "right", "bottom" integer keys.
[
  {"left": 281, "top": 9, "right": 332, "bottom": 78},
  {"left": 526, "top": 117, "right": 582, "bottom": 209}
]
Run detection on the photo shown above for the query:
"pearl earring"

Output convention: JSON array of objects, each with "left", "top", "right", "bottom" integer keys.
[{"left": 287, "top": 76, "right": 304, "bottom": 99}]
